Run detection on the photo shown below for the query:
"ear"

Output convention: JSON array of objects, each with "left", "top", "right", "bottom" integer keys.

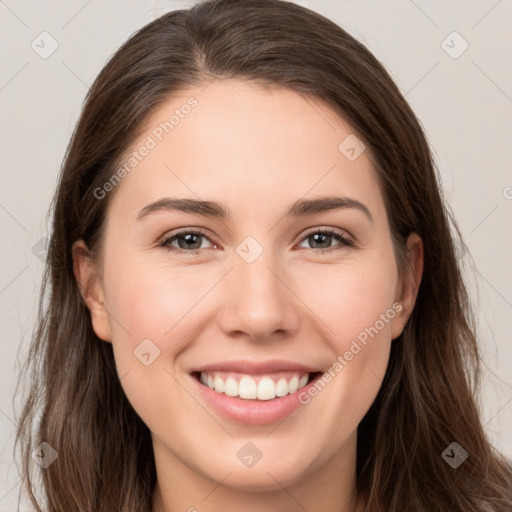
[
  {"left": 390, "top": 233, "right": 424, "bottom": 340},
  {"left": 72, "top": 239, "right": 112, "bottom": 342}
]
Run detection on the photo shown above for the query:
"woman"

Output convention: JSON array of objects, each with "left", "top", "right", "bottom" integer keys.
[{"left": 14, "top": 0, "right": 512, "bottom": 510}]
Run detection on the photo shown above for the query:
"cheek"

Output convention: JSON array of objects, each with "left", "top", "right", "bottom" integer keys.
[
  {"left": 103, "top": 248, "right": 200, "bottom": 342},
  {"left": 300, "top": 256, "right": 398, "bottom": 346},
  {"left": 295, "top": 252, "right": 397, "bottom": 406},
  {"left": 295, "top": 263, "right": 397, "bottom": 433},
  {"left": 101, "top": 250, "right": 198, "bottom": 420}
]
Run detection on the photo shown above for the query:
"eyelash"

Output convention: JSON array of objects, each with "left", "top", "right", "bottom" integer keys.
[{"left": 157, "top": 227, "right": 355, "bottom": 255}]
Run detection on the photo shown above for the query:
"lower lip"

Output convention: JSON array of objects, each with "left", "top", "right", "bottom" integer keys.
[{"left": 189, "top": 372, "right": 322, "bottom": 425}]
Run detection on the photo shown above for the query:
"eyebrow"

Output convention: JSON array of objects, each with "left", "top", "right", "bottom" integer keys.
[{"left": 136, "top": 196, "right": 373, "bottom": 222}]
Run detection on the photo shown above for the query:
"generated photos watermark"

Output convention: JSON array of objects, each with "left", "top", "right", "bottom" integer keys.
[
  {"left": 298, "top": 302, "right": 403, "bottom": 405},
  {"left": 94, "top": 96, "right": 198, "bottom": 200}
]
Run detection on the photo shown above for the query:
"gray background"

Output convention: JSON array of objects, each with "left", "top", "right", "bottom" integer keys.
[{"left": 1, "top": 0, "right": 511, "bottom": 509}]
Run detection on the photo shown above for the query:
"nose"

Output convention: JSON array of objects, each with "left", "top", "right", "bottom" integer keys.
[{"left": 217, "top": 252, "right": 300, "bottom": 343}]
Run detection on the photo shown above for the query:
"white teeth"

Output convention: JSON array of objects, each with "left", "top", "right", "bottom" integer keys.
[
  {"left": 288, "top": 375, "right": 299, "bottom": 394},
  {"left": 275, "top": 377, "right": 288, "bottom": 397},
  {"left": 213, "top": 374, "right": 224, "bottom": 393},
  {"left": 257, "top": 377, "right": 275, "bottom": 400},
  {"left": 198, "top": 371, "right": 312, "bottom": 400},
  {"left": 224, "top": 377, "right": 238, "bottom": 397},
  {"left": 239, "top": 376, "right": 257, "bottom": 399}
]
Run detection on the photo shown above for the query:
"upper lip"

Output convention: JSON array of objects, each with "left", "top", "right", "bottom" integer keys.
[{"left": 191, "top": 359, "right": 322, "bottom": 374}]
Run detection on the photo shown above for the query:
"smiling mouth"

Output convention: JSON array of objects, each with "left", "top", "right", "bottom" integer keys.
[{"left": 191, "top": 371, "right": 322, "bottom": 401}]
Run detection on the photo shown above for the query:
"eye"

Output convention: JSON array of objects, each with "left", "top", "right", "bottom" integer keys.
[
  {"left": 158, "top": 229, "right": 216, "bottom": 254},
  {"left": 158, "top": 227, "right": 355, "bottom": 255},
  {"left": 296, "top": 228, "right": 354, "bottom": 253}
]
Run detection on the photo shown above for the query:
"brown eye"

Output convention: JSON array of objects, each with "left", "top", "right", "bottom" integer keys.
[
  {"left": 159, "top": 230, "right": 215, "bottom": 254},
  {"left": 158, "top": 227, "right": 354, "bottom": 256},
  {"left": 297, "top": 228, "right": 354, "bottom": 253}
]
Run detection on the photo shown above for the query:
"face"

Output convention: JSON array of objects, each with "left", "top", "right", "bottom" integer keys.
[{"left": 74, "top": 79, "right": 422, "bottom": 501}]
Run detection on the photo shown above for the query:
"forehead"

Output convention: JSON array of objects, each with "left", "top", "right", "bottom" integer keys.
[{"left": 107, "top": 79, "right": 384, "bottom": 222}]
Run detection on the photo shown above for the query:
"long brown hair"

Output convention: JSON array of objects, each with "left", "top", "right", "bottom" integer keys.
[{"left": 13, "top": 0, "right": 512, "bottom": 510}]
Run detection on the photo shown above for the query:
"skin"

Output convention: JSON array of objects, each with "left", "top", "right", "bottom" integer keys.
[{"left": 73, "top": 79, "right": 423, "bottom": 512}]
